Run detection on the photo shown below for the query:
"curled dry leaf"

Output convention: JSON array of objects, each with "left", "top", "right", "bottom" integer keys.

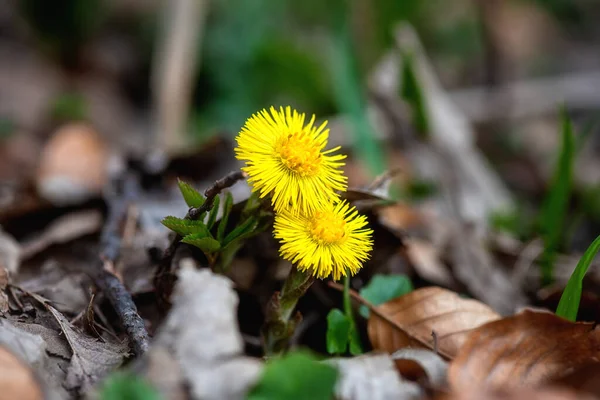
[
  {"left": 0, "top": 346, "right": 43, "bottom": 400},
  {"left": 392, "top": 348, "right": 448, "bottom": 387},
  {"left": 368, "top": 287, "right": 500, "bottom": 359},
  {"left": 326, "top": 354, "right": 423, "bottom": 400},
  {"left": 448, "top": 310, "right": 600, "bottom": 392}
]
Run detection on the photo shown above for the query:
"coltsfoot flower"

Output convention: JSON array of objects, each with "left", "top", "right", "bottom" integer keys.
[
  {"left": 274, "top": 200, "right": 373, "bottom": 280},
  {"left": 235, "top": 106, "right": 347, "bottom": 214}
]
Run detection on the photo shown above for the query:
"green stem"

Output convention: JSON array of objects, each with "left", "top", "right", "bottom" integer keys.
[
  {"left": 262, "top": 267, "right": 315, "bottom": 356},
  {"left": 343, "top": 275, "right": 362, "bottom": 354}
]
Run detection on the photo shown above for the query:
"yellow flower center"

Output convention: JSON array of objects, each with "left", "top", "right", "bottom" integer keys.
[
  {"left": 310, "top": 211, "right": 346, "bottom": 245},
  {"left": 277, "top": 132, "right": 322, "bottom": 177}
]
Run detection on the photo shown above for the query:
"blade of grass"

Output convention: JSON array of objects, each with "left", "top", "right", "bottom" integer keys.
[
  {"left": 539, "top": 109, "right": 575, "bottom": 285},
  {"left": 400, "top": 52, "right": 429, "bottom": 137},
  {"left": 556, "top": 235, "right": 600, "bottom": 321},
  {"left": 329, "top": 0, "right": 384, "bottom": 176}
]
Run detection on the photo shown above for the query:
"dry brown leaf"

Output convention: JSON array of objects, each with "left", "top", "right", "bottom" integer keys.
[
  {"left": 0, "top": 346, "right": 43, "bottom": 400},
  {"left": 46, "top": 305, "right": 127, "bottom": 391},
  {"left": 438, "top": 387, "right": 597, "bottom": 400},
  {"left": 448, "top": 310, "right": 600, "bottom": 392},
  {"left": 368, "top": 287, "right": 500, "bottom": 359}
]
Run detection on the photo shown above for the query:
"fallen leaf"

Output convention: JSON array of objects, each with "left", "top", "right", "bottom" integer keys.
[
  {"left": 37, "top": 123, "right": 108, "bottom": 206},
  {"left": 326, "top": 354, "right": 423, "bottom": 400},
  {"left": 404, "top": 238, "right": 456, "bottom": 288},
  {"left": 46, "top": 305, "right": 127, "bottom": 391},
  {"left": 438, "top": 387, "right": 597, "bottom": 400},
  {"left": 0, "top": 268, "right": 8, "bottom": 314},
  {"left": 392, "top": 348, "right": 448, "bottom": 387},
  {"left": 20, "top": 210, "right": 103, "bottom": 260},
  {"left": 0, "top": 229, "right": 20, "bottom": 274},
  {"left": 0, "top": 346, "right": 43, "bottom": 400},
  {"left": 448, "top": 310, "right": 600, "bottom": 391},
  {"left": 150, "top": 262, "right": 263, "bottom": 400},
  {"left": 0, "top": 319, "right": 68, "bottom": 399},
  {"left": 368, "top": 287, "right": 500, "bottom": 359}
]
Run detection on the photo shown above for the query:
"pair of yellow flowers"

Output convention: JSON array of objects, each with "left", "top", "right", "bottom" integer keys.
[{"left": 235, "top": 106, "right": 373, "bottom": 281}]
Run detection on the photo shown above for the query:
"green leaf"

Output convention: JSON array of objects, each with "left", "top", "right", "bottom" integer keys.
[
  {"left": 222, "top": 217, "right": 258, "bottom": 247},
  {"left": 99, "top": 373, "right": 162, "bottom": 400},
  {"left": 217, "top": 192, "right": 234, "bottom": 241},
  {"left": 539, "top": 109, "right": 575, "bottom": 285},
  {"left": 359, "top": 274, "right": 413, "bottom": 318},
  {"left": 247, "top": 351, "right": 337, "bottom": 400},
  {"left": 400, "top": 52, "right": 429, "bottom": 136},
  {"left": 556, "top": 235, "right": 600, "bottom": 321},
  {"left": 348, "top": 324, "right": 363, "bottom": 356},
  {"left": 182, "top": 234, "right": 221, "bottom": 253},
  {"left": 177, "top": 179, "right": 205, "bottom": 208},
  {"left": 206, "top": 195, "right": 221, "bottom": 230},
  {"left": 161, "top": 216, "right": 210, "bottom": 237},
  {"left": 326, "top": 309, "right": 350, "bottom": 354}
]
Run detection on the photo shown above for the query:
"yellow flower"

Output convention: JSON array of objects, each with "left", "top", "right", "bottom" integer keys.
[
  {"left": 235, "top": 106, "right": 347, "bottom": 214},
  {"left": 274, "top": 200, "right": 373, "bottom": 280}
]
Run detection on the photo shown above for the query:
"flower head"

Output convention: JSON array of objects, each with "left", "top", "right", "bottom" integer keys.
[
  {"left": 235, "top": 106, "right": 347, "bottom": 214},
  {"left": 274, "top": 200, "right": 373, "bottom": 280}
]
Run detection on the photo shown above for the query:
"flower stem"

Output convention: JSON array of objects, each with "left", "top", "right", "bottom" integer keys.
[{"left": 262, "top": 267, "right": 315, "bottom": 356}]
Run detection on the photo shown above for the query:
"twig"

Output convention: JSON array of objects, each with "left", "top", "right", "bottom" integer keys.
[
  {"left": 152, "top": 0, "right": 210, "bottom": 153},
  {"left": 154, "top": 171, "right": 246, "bottom": 302},
  {"left": 92, "top": 173, "right": 150, "bottom": 356},
  {"left": 327, "top": 281, "right": 444, "bottom": 356}
]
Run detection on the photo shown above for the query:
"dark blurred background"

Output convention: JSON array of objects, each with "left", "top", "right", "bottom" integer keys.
[{"left": 3, "top": 0, "right": 600, "bottom": 247}]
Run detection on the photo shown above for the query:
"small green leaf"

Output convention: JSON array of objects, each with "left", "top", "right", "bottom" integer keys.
[
  {"left": 556, "top": 235, "right": 600, "bottom": 321},
  {"left": 99, "top": 373, "right": 162, "bottom": 400},
  {"left": 248, "top": 351, "right": 337, "bottom": 400},
  {"left": 326, "top": 309, "right": 350, "bottom": 355},
  {"left": 359, "top": 274, "right": 413, "bottom": 318},
  {"left": 177, "top": 179, "right": 205, "bottom": 208},
  {"left": 182, "top": 234, "right": 221, "bottom": 253},
  {"left": 348, "top": 325, "right": 363, "bottom": 356},
  {"left": 206, "top": 195, "right": 221, "bottom": 230},
  {"left": 161, "top": 216, "right": 210, "bottom": 237},
  {"left": 222, "top": 217, "right": 258, "bottom": 247},
  {"left": 539, "top": 109, "right": 575, "bottom": 285},
  {"left": 217, "top": 192, "right": 234, "bottom": 242}
]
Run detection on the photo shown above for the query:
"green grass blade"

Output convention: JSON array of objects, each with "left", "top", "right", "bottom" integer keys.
[
  {"left": 539, "top": 110, "right": 575, "bottom": 285},
  {"left": 400, "top": 52, "right": 429, "bottom": 137},
  {"left": 329, "top": 1, "right": 384, "bottom": 176},
  {"left": 556, "top": 235, "right": 600, "bottom": 321}
]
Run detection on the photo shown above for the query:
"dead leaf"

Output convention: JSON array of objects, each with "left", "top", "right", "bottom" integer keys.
[
  {"left": 438, "top": 387, "right": 597, "bottom": 400},
  {"left": 37, "top": 123, "right": 108, "bottom": 206},
  {"left": 392, "top": 348, "right": 448, "bottom": 387},
  {"left": 149, "top": 262, "right": 263, "bottom": 400},
  {"left": 404, "top": 238, "right": 456, "bottom": 288},
  {"left": 0, "top": 268, "right": 8, "bottom": 314},
  {"left": 326, "top": 354, "right": 423, "bottom": 400},
  {"left": 0, "top": 229, "right": 20, "bottom": 274},
  {"left": 46, "top": 305, "right": 127, "bottom": 391},
  {"left": 0, "top": 346, "right": 43, "bottom": 400},
  {"left": 0, "top": 319, "right": 68, "bottom": 399},
  {"left": 368, "top": 287, "right": 500, "bottom": 359},
  {"left": 553, "top": 362, "right": 600, "bottom": 398},
  {"left": 20, "top": 210, "right": 103, "bottom": 260},
  {"left": 448, "top": 310, "right": 600, "bottom": 391}
]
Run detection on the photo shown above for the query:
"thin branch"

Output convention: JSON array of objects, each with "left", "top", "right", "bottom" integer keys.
[
  {"left": 154, "top": 171, "right": 246, "bottom": 302},
  {"left": 92, "top": 173, "right": 150, "bottom": 356},
  {"left": 327, "top": 280, "right": 441, "bottom": 355}
]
